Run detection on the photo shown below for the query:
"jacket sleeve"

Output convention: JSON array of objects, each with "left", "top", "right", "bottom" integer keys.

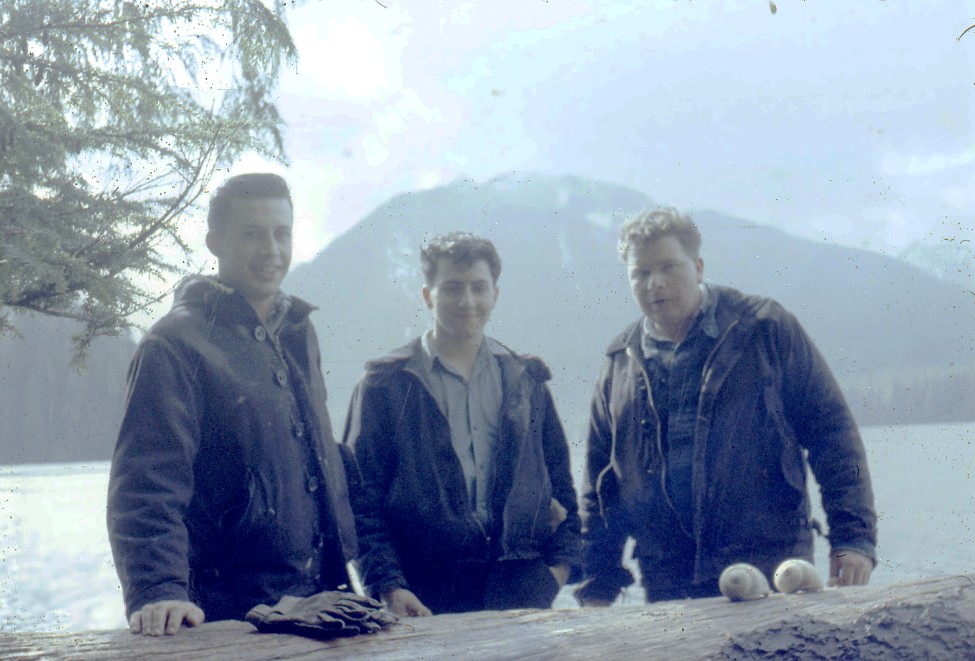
[
  {"left": 774, "top": 310, "right": 878, "bottom": 562},
  {"left": 537, "top": 384, "right": 583, "bottom": 577},
  {"left": 342, "top": 376, "right": 409, "bottom": 598},
  {"left": 106, "top": 337, "right": 201, "bottom": 617},
  {"left": 576, "top": 357, "right": 635, "bottom": 602}
]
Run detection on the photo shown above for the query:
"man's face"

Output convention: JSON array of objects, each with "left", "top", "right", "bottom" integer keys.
[
  {"left": 627, "top": 235, "right": 704, "bottom": 340},
  {"left": 206, "top": 197, "right": 293, "bottom": 314},
  {"left": 422, "top": 258, "right": 499, "bottom": 343}
]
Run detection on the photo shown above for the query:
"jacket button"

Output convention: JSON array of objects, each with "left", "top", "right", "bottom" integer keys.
[
  {"left": 254, "top": 326, "right": 267, "bottom": 342},
  {"left": 307, "top": 475, "right": 319, "bottom": 492},
  {"left": 293, "top": 422, "right": 305, "bottom": 438},
  {"left": 276, "top": 370, "right": 288, "bottom": 386}
]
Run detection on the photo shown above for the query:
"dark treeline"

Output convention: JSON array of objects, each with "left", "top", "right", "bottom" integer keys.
[{"left": 844, "top": 363, "right": 975, "bottom": 427}]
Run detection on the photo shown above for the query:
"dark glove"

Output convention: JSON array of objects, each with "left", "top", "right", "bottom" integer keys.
[{"left": 245, "top": 591, "right": 398, "bottom": 639}]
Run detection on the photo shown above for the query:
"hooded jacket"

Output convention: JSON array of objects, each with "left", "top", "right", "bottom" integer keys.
[
  {"left": 107, "top": 276, "right": 358, "bottom": 620},
  {"left": 580, "top": 285, "right": 877, "bottom": 600},
  {"left": 344, "top": 337, "right": 582, "bottom": 600}
]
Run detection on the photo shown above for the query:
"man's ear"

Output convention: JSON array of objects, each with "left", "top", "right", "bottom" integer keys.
[
  {"left": 205, "top": 230, "right": 221, "bottom": 259},
  {"left": 695, "top": 257, "right": 704, "bottom": 283},
  {"left": 421, "top": 284, "right": 433, "bottom": 309}
]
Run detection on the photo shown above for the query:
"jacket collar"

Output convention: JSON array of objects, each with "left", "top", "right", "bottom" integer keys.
[
  {"left": 365, "top": 335, "right": 551, "bottom": 388},
  {"left": 606, "top": 284, "right": 760, "bottom": 358},
  {"left": 172, "top": 275, "right": 315, "bottom": 327}
]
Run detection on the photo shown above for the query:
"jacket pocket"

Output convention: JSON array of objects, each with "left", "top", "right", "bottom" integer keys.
[{"left": 221, "top": 470, "right": 273, "bottom": 542}]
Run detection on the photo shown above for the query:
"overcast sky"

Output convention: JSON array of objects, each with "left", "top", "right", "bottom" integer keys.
[{"left": 217, "top": 0, "right": 975, "bottom": 266}]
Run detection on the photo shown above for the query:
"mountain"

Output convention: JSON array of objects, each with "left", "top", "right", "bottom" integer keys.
[
  {"left": 286, "top": 173, "right": 975, "bottom": 438},
  {"left": 4, "top": 173, "right": 971, "bottom": 465},
  {"left": 0, "top": 313, "right": 134, "bottom": 465}
]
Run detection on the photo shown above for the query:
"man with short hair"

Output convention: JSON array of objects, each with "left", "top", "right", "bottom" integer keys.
[
  {"left": 345, "top": 232, "right": 581, "bottom": 616},
  {"left": 107, "top": 173, "right": 358, "bottom": 635},
  {"left": 576, "top": 208, "right": 877, "bottom": 605}
]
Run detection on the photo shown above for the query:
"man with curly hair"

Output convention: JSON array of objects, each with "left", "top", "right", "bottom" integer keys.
[
  {"left": 576, "top": 208, "right": 877, "bottom": 605},
  {"left": 345, "top": 232, "right": 581, "bottom": 616}
]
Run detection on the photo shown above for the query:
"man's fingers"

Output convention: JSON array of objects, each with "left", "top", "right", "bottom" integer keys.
[
  {"left": 128, "top": 610, "right": 142, "bottom": 634},
  {"left": 828, "top": 551, "right": 873, "bottom": 587},
  {"left": 143, "top": 604, "right": 165, "bottom": 636},
  {"left": 851, "top": 563, "right": 872, "bottom": 586},
  {"left": 164, "top": 603, "right": 205, "bottom": 633},
  {"left": 130, "top": 601, "right": 205, "bottom": 636},
  {"left": 184, "top": 604, "right": 205, "bottom": 627}
]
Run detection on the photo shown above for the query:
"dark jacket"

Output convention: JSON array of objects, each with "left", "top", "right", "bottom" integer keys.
[
  {"left": 344, "top": 337, "right": 582, "bottom": 602},
  {"left": 580, "top": 285, "right": 877, "bottom": 600},
  {"left": 107, "top": 276, "right": 358, "bottom": 621}
]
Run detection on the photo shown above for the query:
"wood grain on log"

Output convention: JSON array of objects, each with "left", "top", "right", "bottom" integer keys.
[{"left": 2, "top": 574, "right": 973, "bottom": 660}]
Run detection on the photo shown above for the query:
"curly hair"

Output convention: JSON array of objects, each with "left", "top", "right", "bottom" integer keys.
[
  {"left": 618, "top": 207, "right": 701, "bottom": 262},
  {"left": 420, "top": 232, "right": 502, "bottom": 285}
]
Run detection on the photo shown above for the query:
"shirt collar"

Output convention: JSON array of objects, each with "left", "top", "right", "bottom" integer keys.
[
  {"left": 421, "top": 331, "right": 495, "bottom": 378},
  {"left": 264, "top": 290, "right": 292, "bottom": 335}
]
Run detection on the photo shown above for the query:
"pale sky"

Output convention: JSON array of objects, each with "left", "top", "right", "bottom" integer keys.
[{"left": 205, "top": 0, "right": 975, "bottom": 270}]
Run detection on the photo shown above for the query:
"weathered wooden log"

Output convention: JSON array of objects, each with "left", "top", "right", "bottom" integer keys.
[{"left": 3, "top": 574, "right": 974, "bottom": 660}]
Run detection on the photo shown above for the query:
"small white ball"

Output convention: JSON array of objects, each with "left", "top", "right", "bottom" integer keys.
[
  {"left": 773, "top": 558, "right": 824, "bottom": 594},
  {"left": 719, "top": 563, "right": 771, "bottom": 601}
]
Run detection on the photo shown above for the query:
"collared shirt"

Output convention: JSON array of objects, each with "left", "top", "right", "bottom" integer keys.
[
  {"left": 639, "top": 284, "right": 720, "bottom": 538},
  {"left": 419, "top": 332, "right": 504, "bottom": 527},
  {"left": 265, "top": 290, "right": 292, "bottom": 336}
]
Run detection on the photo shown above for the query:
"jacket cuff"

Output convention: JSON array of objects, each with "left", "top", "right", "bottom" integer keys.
[{"left": 371, "top": 578, "right": 410, "bottom": 601}]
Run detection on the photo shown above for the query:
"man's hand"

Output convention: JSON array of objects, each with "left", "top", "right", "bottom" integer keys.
[
  {"left": 383, "top": 588, "right": 432, "bottom": 617},
  {"left": 549, "top": 498, "right": 568, "bottom": 534},
  {"left": 549, "top": 563, "right": 570, "bottom": 588},
  {"left": 828, "top": 549, "right": 873, "bottom": 587},
  {"left": 129, "top": 600, "right": 205, "bottom": 636}
]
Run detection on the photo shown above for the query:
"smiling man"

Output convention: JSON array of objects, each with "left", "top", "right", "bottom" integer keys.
[
  {"left": 344, "top": 232, "right": 581, "bottom": 616},
  {"left": 576, "top": 208, "right": 878, "bottom": 605},
  {"left": 107, "top": 173, "right": 358, "bottom": 635}
]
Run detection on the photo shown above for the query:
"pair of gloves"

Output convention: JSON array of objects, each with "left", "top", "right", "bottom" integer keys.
[{"left": 246, "top": 591, "right": 398, "bottom": 639}]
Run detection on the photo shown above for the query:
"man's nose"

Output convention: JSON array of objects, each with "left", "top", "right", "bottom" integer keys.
[
  {"left": 458, "top": 286, "right": 476, "bottom": 305},
  {"left": 257, "top": 232, "right": 279, "bottom": 253}
]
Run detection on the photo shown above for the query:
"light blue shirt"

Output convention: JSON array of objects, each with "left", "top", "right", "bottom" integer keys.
[{"left": 420, "top": 332, "right": 503, "bottom": 527}]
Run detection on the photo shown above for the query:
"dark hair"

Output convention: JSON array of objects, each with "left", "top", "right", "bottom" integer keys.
[
  {"left": 207, "top": 173, "right": 293, "bottom": 234},
  {"left": 420, "top": 232, "right": 502, "bottom": 285},
  {"left": 618, "top": 207, "right": 702, "bottom": 261}
]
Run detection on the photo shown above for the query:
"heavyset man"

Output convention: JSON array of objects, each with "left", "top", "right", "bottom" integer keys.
[
  {"left": 345, "top": 232, "right": 581, "bottom": 616},
  {"left": 107, "top": 173, "right": 358, "bottom": 635},
  {"left": 576, "top": 208, "right": 878, "bottom": 605}
]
